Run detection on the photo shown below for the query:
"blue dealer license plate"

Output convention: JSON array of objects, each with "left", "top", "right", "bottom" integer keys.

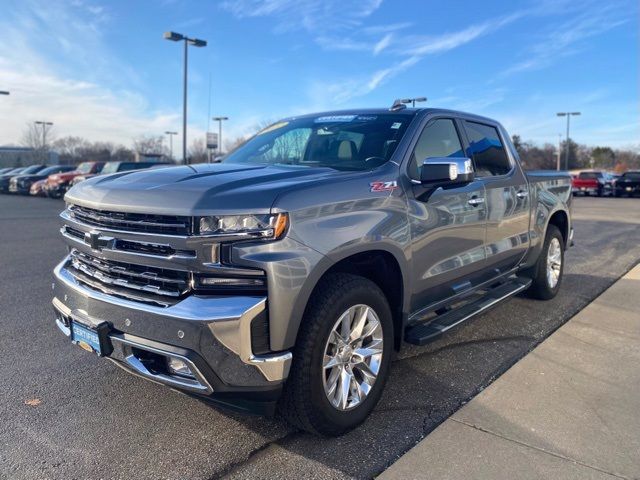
[{"left": 71, "top": 322, "right": 102, "bottom": 355}]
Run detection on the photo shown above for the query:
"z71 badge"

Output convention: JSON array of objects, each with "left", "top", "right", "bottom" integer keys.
[{"left": 370, "top": 181, "right": 398, "bottom": 192}]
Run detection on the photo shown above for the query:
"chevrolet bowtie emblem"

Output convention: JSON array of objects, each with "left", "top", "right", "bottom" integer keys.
[{"left": 84, "top": 231, "right": 113, "bottom": 251}]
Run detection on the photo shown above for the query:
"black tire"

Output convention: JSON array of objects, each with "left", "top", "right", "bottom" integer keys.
[
  {"left": 279, "top": 273, "right": 394, "bottom": 436},
  {"left": 526, "top": 224, "right": 564, "bottom": 300},
  {"left": 596, "top": 186, "right": 603, "bottom": 197}
]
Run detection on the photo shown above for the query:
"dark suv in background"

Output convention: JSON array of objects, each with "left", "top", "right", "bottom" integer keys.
[{"left": 0, "top": 165, "right": 47, "bottom": 193}]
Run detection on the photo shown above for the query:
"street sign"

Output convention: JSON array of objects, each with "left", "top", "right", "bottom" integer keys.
[{"left": 206, "top": 132, "right": 218, "bottom": 150}]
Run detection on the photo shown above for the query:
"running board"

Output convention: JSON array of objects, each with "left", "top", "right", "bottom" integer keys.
[{"left": 404, "top": 277, "right": 532, "bottom": 346}]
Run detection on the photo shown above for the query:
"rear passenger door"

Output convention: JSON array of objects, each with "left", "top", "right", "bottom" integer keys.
[{"left": 461, "top": 120, "right": 530, "bottom": 275}]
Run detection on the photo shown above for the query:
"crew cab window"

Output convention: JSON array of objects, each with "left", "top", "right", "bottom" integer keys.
[
  {"left": 409, "top": 119, "right": 464, "bottom": 179},
  {"left": 464, "top": 121, "right": 511, "bottom": 177}
]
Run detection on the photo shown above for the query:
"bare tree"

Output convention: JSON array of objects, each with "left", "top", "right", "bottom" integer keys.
[
  {"left": 133, "top": 135, "right": 166, "bottom": 155},
  {"left": 22, "top": 122, "right": 55, "bottom": 151},
  {"left": 188, "top": 138, "right": 209, "bottom": 163},
  {"left": 53, "top": 136, "right": 89, "bottom": 164}
]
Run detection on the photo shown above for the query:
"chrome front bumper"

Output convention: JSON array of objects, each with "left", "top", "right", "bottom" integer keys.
[{"left": 52, "top": 257, "right": 292, "bottom": 391}]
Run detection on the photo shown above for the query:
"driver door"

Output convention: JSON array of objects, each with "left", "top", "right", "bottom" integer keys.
[{"left": 405, "top": 117, "right": 488, "bottom": 312}]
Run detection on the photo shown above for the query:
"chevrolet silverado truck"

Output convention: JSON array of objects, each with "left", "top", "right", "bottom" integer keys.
[
  {"left": 571, "top": 170, "right": 613, "bottom": 196},
  {"left": 53, "top": 106, "right": 572, "bottom": 436}
]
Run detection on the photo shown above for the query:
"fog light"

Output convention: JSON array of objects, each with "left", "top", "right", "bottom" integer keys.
[{"left": 167, "top": 357, "right": 195, "bottom": 378}]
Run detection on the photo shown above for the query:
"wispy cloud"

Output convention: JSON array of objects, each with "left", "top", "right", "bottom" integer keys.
[
  {"left": 220, "top": 0, "right": 383, "bottom": 33},
  {"left": 501, "top": 4, "right": 628, "bottom": 76},
  {"left": 311, "top": 13, "right": 524, "bottom": 105},
  {"left": 0, "top": 1, "right": 184, "bottom": 147}
]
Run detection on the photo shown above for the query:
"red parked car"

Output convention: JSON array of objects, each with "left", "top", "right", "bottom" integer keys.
[
  {"left": 44, "top": 161, "right": 104, "bottom": 198},
  {"left": 571, "top": 171, "right": 613, "bottom": 197}
]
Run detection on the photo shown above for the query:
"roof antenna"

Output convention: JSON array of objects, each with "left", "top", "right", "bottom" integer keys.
[{"left": 390, "top": 99, "right": 407, "bottom": 111}]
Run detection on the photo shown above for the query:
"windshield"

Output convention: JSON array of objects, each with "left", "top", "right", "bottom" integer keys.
[
  {"left": 22, "top": 165, "right": 44, "bottom": 174},
  {"left": 223, "top": 114, "right": 412, "bottom": 171},
  {"left": 76, "top": 162, "right": 94, "bottom": 174},
  {"left": 622, "top": 172, "right": 640, "bottom": 180},
  {"left": 39, "top": 166, "right": 65, "bottom": 175},
  {"left": 101, "top": 162, "right": 121, "bottom": 174}
]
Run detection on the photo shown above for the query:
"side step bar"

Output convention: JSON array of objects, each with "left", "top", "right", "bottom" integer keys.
[{"left": 404, "top": 277, "right": 532, "bottom": 346}]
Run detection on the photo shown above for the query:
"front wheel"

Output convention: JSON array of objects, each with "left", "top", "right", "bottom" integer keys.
[
  {"left": 279, "top": 273, "right": 393, "bottom": 436},
  {"left": 525, "top": 224, "right": 564, "bottom": 300}
]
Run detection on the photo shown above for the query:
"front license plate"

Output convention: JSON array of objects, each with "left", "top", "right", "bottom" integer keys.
[
  {"left": 71, "top": 322, "right": 102, "bottom": 355},
  {"left": 626, "top": 187, "right": 632, "bottom": 192},
  {"left": 580, "top": 187, "right": 586, "bottom": 191}
]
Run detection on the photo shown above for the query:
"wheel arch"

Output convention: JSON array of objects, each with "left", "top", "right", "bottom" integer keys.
[{"left": 284, "top": 245, "right": 409, "bottom": 352}]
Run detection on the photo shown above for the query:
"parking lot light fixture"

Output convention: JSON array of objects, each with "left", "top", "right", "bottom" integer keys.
[
  {"left": 556, "top": 112, "right": 581, "bottom": 170},
  {"left": 0, "top": 91, "right": 9, "bottom": 95},
  {"left": 164, "top": 131, "right": 178, "bottom": 161},
  {"left": 34, "top": 121, "right": 54, "bottom": 151},
  {"left": 164, "top": 31, "right": 207, "bottom": 165},
  {"left": 212, "top": 117, "right": 229, "bottom": 156}
]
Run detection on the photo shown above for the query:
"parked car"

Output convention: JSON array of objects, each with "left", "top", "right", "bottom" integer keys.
[
  {"left": 69, "top": 161, "right": 171, "bottom": 187},
  {"left": 0, "top": 165, "right": 46, "bottom": 193},
  {"left": 53, "top": 107, "right": 572, "bottom": 436},
  {"left": 44, "top": 161, "right": 105, "bottom": 198},
  {"left": 571, "top": 171, "right": 613, "bottom": 196},
  {"left": 614, "top": 170, "right": 640, "bottom": 197},
  {"left": 0, "top": 167, "right": 15, "bottom": 175},
  {"left": 29, "top": 178, "right": 48, "bottom": 196},
  {"left": 9, "top": 165, "right": 77, "bottom": 194}
]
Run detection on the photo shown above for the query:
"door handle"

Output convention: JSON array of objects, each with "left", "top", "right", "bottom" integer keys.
[
  {"left": 468, "top": 197, "right": 485, "bottom": 206},
  {"left": 516, "top": 190, "right": 529, "bottom": 199}
]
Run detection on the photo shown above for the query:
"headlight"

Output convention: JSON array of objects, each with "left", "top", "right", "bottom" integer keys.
[{"left": 198, "top": 213, "right": 288, "bottom": 239}]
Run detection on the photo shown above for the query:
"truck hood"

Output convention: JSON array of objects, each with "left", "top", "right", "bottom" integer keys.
[{"left": 65, "top": 162, "right": 353, "bottom": 215}]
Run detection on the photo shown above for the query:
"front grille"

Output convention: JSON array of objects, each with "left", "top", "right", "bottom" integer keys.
[
  {"left": 68, "top": 205, "right": 193, "bottom": 235},
  {"left": 67, "top": 250, "right": 191, "bottom": 305},
  {"left": 63, "top": 226, "right": 196, "bottom": 258}
]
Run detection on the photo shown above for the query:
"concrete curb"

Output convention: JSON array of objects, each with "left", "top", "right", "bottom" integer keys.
[{"left": 379, "top": 264, "right": 640, "bottom": 480}]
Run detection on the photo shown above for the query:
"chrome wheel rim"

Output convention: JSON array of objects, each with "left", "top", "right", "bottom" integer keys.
[
  {"left": 546, "top": 237, "right": 562, "bottom": 289},
  {"left": 322, "top": 304, "right": 384, "bottom": 411}
]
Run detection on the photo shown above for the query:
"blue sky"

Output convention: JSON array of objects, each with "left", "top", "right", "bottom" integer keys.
[{"left": 0, "top": 0, "right": 637, "bottom": 150}]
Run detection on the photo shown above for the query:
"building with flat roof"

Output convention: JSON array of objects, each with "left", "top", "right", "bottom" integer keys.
[{"left": 0, "top": 146, "right": 59, "bottom": 168}]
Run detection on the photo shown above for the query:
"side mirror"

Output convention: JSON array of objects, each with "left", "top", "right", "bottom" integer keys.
[{"left": 420, "top": 157, "right": 475, "bottom": 185}]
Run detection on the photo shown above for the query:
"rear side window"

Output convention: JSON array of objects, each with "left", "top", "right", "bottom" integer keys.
[
  {"left": 464, "top": 121, "right": 511, "bottom": 176},
  {"left": 409, "top": 119, "right": 464, "bottom": 179}
]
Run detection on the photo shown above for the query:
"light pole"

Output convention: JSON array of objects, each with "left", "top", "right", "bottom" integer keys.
[
  {"left": 556, "top": 133, "right": 562, "bottom": 171},
  {"left": 556, "top": 112, "right": 581, "bottom": 170},
  {"left": 165, "top": 131, "right": 177, "bottom": 161},
  {"left": 163, "top": 31, "right": 207, "bottom": 165},
  {"left": 212, "top": 116, "right": 229, "bottom": 157},
  {"left": 401, "top": 97, "right": 427, "bottom": 108},
  {"left": 35, "top": 121, "right": 53, "bottom": 152}
]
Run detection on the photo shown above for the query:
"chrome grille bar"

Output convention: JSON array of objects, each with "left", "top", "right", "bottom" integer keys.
[
  {"left": 68, "top": 250, "right": 190, "bottom": 302},
  {"left": 68, "top": 205, "right": 192, "bottom": 235}
]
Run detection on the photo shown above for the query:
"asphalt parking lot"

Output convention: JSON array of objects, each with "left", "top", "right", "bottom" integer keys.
[{"left": 1, "top": 195, "right": 639, "bottom": 480}]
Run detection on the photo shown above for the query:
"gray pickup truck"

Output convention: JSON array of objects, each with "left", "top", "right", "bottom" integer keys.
[{"left": 53, "top": 106, "right": 572, "bottom": 435}]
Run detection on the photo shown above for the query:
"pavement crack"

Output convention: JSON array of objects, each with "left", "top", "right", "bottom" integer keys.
[
  {"left": 206, "top": 430, "right": 301, "bottom": 480},
  {"left": 451, "top": 418, "right": 631, "bottom": 480}
]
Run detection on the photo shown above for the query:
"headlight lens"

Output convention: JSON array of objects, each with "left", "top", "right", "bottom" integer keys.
[{"left": 198, "top": 213, "right": 288, "bottom": 239}]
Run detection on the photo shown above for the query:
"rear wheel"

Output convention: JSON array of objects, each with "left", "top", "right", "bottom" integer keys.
[
  {"left": 279, "top": 273, "right": 393, "bottom": 436},
  {"left": 526, "top": 224, "right": 564, "bottom": 300}
]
